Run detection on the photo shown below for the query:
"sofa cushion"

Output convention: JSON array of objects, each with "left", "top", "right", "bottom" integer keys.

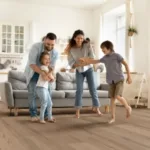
[
  {"left": 57, "top": 81, "right": 89, "bottom": 91},
  {"left": 13, "top": 90, "right": 65, "bottom": 99},
  {"left": 50, "top": 82, "right": 56, "bottom": 90},
  {"left": 13, "top": 90, "right": 28, "bottom": 99},
  {"left": 100, "top": 84, "right": 109, "bottom": 91},
  {"left": 56, "top": 72, "right": 101, "bottom": 90},
  {"left": 8, "top": 70, "right": 56, "bottom": 90},
  {"left": 51, "top": 91, "right": 65, "bottom": 98},
  {"left": 8, "top": 71, "right": 27, "bottom": 90},
  {"left": 64, "top": 90, "right": 109, "bottom": 98}
]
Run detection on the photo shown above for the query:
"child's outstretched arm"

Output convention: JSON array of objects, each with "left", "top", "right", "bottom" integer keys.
[
  {"left": 79, "top": 57, "right": 100, "bottom": 65},
  {"left": 122, "top": 60, "right": 132, "bottom": 84}
]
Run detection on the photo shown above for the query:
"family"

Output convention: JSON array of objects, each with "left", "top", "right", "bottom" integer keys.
[{"left": 24, "top": 30, "right": 132, "bottom": 124}]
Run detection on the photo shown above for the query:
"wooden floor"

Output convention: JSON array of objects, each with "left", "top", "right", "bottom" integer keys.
[{"left": 0, "top": 102, "right": 150, "bottom": 150}]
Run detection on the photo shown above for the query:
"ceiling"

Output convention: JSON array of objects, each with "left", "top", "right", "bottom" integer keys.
[
  {"left": 104, "top": 4, "right": 125, "bottom": 17},
  {"left": 0, "top": 0, "right": 107, "bottom": 10}
]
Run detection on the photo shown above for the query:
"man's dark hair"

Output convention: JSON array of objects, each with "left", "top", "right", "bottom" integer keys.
[
  {"left": 45, "top": 33, "right": 57, "bottom": 40},
  {"left": 100, "top": 40, "right": 115, "bottom": 52}
]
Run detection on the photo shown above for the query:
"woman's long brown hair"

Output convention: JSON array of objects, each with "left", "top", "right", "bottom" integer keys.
[{"left": 64, "top": 30, "right": 87, "bottom": 55}]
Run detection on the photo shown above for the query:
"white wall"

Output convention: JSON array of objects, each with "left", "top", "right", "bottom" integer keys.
[
  {"left": 93, "top": 0, "right": 150, "bottom": 108},
  {"left": 0, "top": 1, "right": 94, "bottom": 71},
  {"left": 146, "top": 0, "right": 150, "bottom": 108},
  {"left": 92, "top": 10, "right": 101, "bottom": 58},
  {"left": 103, "top": 12, "right": 117, "bottom": 48},
  {"left": 92, "top": 0, "right": 125, "bottom": 57},
  {"left": 92, "top": 0, "right": 149, "bottom": 73},
  {"left": 0, "top": 1, "right": 93, "bottom": 45},
  {"left": 132, "top": 0, "right": 149, "bottom": 73}
]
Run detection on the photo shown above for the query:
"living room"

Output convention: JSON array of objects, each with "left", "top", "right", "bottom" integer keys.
[{"left": 0, "top": 0, "right": 150, "bottom": 150}]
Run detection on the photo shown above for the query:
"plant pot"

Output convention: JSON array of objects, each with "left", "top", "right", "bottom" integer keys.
[{"left": 128, "top": 31, "right": 134, "bottom": 36}]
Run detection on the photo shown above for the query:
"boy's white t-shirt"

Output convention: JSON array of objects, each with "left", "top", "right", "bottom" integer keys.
[{"left": 36, "top": 65, "right": 49, "bottom": 89}]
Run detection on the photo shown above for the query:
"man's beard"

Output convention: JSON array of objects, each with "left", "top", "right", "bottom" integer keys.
[{"left": 44, "top": 46, "right": 52, "bottom": 51}]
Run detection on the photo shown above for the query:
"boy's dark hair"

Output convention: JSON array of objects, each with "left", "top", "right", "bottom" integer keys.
[
  {"left": 39, "top": 52, "right": 50, "bottom": 64},
  {"left": 45, "top": 33, "right": 57, "bottom": 40},
  {"left": 100, "top": 41, "right": 115, "bottom": 52}
]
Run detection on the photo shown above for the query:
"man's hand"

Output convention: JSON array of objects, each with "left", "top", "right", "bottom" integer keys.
[
  {"left": 60, "top": 68, "right": 66, "bottom": 72},
  {"left": 41, "top": 71, "right": 50, "bottom": 81},
  {"left": 48, "top": 73, "right": 55, "bottom": 82}
]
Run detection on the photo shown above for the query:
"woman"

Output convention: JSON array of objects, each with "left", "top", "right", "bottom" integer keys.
[{"left": 67, "top": 30, "right": 102, "bottom": 118}]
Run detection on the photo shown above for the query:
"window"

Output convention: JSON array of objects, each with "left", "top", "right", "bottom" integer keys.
[
  {"left": 1, "top": 24, "right": 25, "bottom": 54},
  {"left": 2, "top": 25, "right": 12, "bottom": 53},
  {"left": 116, "top": 14, "right": 126, "bottom": 58},
  {"left": 102, "top": 4, "right": 126, "bottom": 59},
  {"left": 14, "top": 26, "right": 24, "bottom": 53}
]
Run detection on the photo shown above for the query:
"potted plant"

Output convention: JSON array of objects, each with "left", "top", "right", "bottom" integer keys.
[{"left": 128, "top": 27, "right": 138, "bottom": 36}]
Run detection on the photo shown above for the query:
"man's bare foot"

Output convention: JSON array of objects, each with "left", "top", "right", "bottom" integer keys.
[
  {"left": 126, "top": 106, "right": 132, "bottom": 118},
  {"left": 108, "top": 118, "right": 115, "bottom": 124},
  {"left": 92, "top": 107, "right": 103, "bottom": 116},
  {"left": 40, "top": 120, "right": 46, "bottom": 124},
  {"left": 31, "top": 116, "right": 39, "bottom": 122},
  {"left": 48, "top": 118, "right": 56, "bottom": 123}
]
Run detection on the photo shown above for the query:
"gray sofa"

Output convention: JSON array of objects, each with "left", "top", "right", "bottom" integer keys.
[{"left": 5, "top": 70, "right": 110, "bottom": 116}]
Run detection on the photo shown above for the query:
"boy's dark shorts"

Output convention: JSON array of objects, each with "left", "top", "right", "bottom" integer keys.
[{"left": 109, "top": 80, "right": 124, "bottom": 98}]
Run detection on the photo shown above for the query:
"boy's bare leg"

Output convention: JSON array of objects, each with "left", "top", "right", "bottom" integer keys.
[
  {"left": 116, "top": 95, "right": 132, "bottom": 118},
  {"left": 109, "top": 98, "right": 116, "bottom": 124}
]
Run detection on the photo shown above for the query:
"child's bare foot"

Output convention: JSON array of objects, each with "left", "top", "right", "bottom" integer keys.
[
  {"left": 40, "top": 120, "right": 46, "bottom": 124},
  {"left": 75, "top": 109, "right": 80, "bottom": 119},
  {"left": 126, "top": 106, "right": 132, "bottom": 118},
  {"left": 108, "top": 118, "right": 115, "bottom": 124},
  {"left": 31, "top": 116, "right": 39, "bottom": 122},
  {"left": 92, "top": 107, "right": 103, "bottom": 116},
  {"left": 48, "top": 118, "right": 56, "bottom": 123}
]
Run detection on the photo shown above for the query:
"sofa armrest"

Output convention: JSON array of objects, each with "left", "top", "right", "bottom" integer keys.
[
  {"left": 99, "top": 84, "right": 109, "bottom": 91},
  {"left": 5, "top": 82, "right": 14, "bottom": 108}
]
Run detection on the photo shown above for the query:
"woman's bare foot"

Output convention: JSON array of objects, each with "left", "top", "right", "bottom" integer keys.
[
  {"left": 126, "top": 106, "right": 132, "bottom": 118},
  {"left": 92, "top": 107, "right": 103, "bottom": 116},
  {"left": 40, "top": 120, "right": 46, "bottom": 124},
  {"left": 108, "top": 118, "right": 115, "bottom": 124},
  {"left": 48, "top": 118, "right": 56, "bottom": 123},
  {"left": 75, "top": 109, "right": 80, "bottom": 119}
]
